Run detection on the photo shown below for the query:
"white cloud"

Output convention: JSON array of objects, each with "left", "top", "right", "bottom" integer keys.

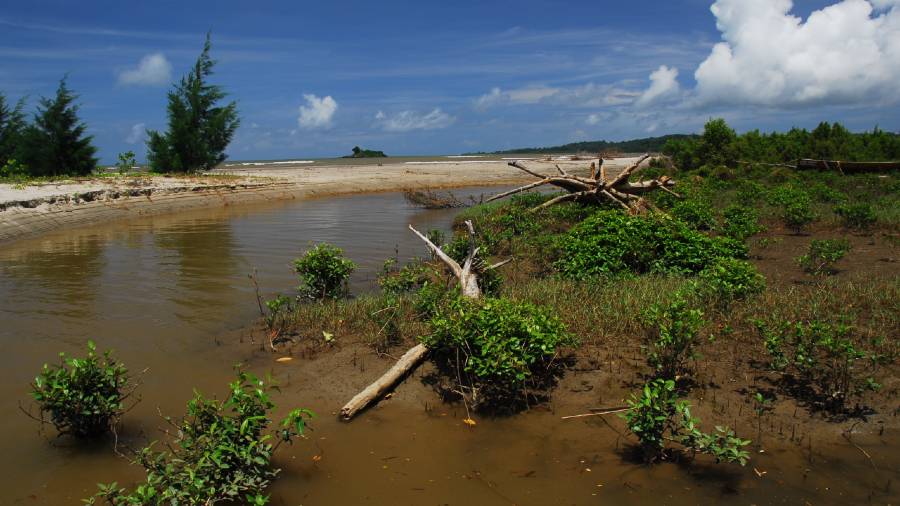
[
  {"left": 125, "top": 123, "right": 146, "bottom": 144},
  {"left": 475, "top": 83, "right": 639, "bottom": 109},
  {"left": 635, "top": 65, "right": 680, "bottom": 107},
  {"left": 376, "top": 108, "right": 455, "bottom": 132},
  {"left": 693, "top": 0, "right": 900, "bottom": 107},
  {"left": 297, "top": 94, "right": 338, "bottom": 129},
  {"left": 586, "top": 113, "right": 604, "bottom": 125},
  {"left": 117, "top": 53, "right": 172, "bottom": 86}
]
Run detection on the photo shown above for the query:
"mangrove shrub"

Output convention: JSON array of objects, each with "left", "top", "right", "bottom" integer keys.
[{"left": 294, "top": 243, "right": 356, "bottom": 299}]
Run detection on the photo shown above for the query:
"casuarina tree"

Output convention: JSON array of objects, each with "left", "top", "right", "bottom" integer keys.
[
  {"left": 20, "top": 79, "right": 98, "bottom": 176},
  {"left": 147, "top": 33, "right": 239, "bottom": 173},
  {"left": 0, "top": 93, "right": 27, "bottom": 164}
]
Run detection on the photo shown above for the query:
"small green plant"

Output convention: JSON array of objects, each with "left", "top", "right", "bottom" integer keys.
[
  {"left": 642, "top": 293, "right": 704, "bottom": 379},
  {"left": 422, "top": 296, "right": 575, "bottom": 406},
  {"left": 115, "top": 151, "right": 137, "bottom": 175},
  {"left": 294, "top": 243, "right": 356, "bottom": 299},
  {"left": 834, "top": 203, "right": 876, "bottom": 231},
  {"left": 697, "top": 257, "right": 765, "bottom": 305},
  {"left": 622, "top": 379, "right": 750, "bottom": 465},
  {"left": 30, "top": 341, "right": 130, "bottom": 438},
  {"left": 782, "top": 199, "right": 817, "bottom": 234},
  {"left": 753, "top": 320, "right": 882, "bottom": 412},
  {"left": 264, "top": 294, "right": 293, "bottom": 332},
  {"left": 86, "top": 369, "right": 314, "bottom": 505},
  {"left": 721, "top": 205, "right": 764, "bottom": 241},
  {"left": 796, "top": 238, "right": 851, "bottom": 275}
]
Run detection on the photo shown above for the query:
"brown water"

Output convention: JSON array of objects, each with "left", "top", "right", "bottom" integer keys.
[{"left": 1, "top": 188, "right": 896, "bottom": 505}]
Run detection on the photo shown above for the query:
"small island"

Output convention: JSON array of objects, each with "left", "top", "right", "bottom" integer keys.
[{"left": 343, "top": 146, "right": 387, "bottom": 158}]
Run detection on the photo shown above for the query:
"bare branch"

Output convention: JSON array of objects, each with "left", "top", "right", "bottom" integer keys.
[
  {"left": 485, "top": 179, "right": 551, "bottom": 202},
  {"left": 508, "top": 161, "right": 551, "bottom": 179},
  {"left": 408, "top": 224, "right": 462, "bottom": 277}
]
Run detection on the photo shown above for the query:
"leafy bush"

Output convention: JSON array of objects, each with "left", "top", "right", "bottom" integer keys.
[
  {"left": 797, "top": 238, "right": 851, "bottom": 275},
  {"left": 294, "top": 243, "right": 356, "bottom": 299},
  {"left": 642, "top": 293, "right": 705, "bottom": 379},
  {"left": 30, "top": 341, "right": 130, "bottom": 438},
  {"left": 378, "top": 259, "right": 432, "bottom": 296},
  {"left": 781, "top": 195, "right": 817, "bottom": 234},
  {"left": 422, "top": 296, "right": 575, "bottom": 405},
  {"left": 697, "top": 257, "right": 765, "bottom": 304},
  {"left": 721, "top": 205, "right": 764, "bottom": 241},
  {"left": 834, "top": 203, "right": 876, "bottom": 231},
  {"left": 623, "top": 379, "right": 750, "bottom": 465},
  {"left": 556, "top": 210, "right": 747, "bottom": 278},
  {"left": 671, "top": 197, "right": 716, "bottom": 230},
  {"left": 115, "top": 151, "right": 137, "bottom": 175},
  {"left": 0, "top": 158, "right": 28, "bottom": 179},
  {"left": 87, "top": 370, "right": 314, "bottom": 505},
  {"left": 754, "top": 320, "right": 882, "bottom": 412},
  {"left": 264, "top": 294, "right": 293, "bottom": 333}
]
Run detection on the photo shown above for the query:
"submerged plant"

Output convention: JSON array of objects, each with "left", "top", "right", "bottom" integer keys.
[
  {"left": 30, "top": 341, "right": 130, "bottom": 438},
  {"left": 86, "top": 369, "right": 314, "bottom": 505},
  {"left": 294, "top": 243, "right": 356, "bottom": 299},
  {"left": 623, "top": 379, "right": 750, "bottom": 465}
]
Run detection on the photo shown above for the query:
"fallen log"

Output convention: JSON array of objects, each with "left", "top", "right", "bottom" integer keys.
[
  {"left": 339, "top": 220, "right": 507, "bottom": 420},
  {"left": 489, "top": 155, "right": 677, "bottom": 213},
  {"left": 339, "top": 343, "right": 429, "bottom": 420}
]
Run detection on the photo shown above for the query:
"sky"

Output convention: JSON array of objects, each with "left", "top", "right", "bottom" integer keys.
[{"left": 1, "top": 0, "right": 899, "bottom": 163}]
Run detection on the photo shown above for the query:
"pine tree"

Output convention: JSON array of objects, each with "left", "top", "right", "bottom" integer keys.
[
  {"left": 20, "top": 78, "right": 98, "bottom": 176},
  {"left": 147, "top": 34, "right": 239, "bottom": 173},
  {"left": 0, "top": 93, "right": 27, "bottom": 164}
]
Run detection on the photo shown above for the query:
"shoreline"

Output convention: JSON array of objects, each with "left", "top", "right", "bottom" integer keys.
[{"left": 0, "top": 157, "right": 636, "bottom": 245}]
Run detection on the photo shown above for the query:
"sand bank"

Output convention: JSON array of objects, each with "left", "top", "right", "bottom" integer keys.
[{"left": 0, "top": 157, "right": 637, "bottom": 244}]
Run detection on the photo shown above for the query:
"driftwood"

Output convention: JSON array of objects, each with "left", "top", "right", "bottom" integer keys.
[
  {"left": 488, "top": 155, "right": 677, "bottom": 213},
  {"left": 403, "top": 189, "right": 467, "bottom": 209},
  {"left": 339, "top": 220, "right": 507, "bottom": 420},
  {"left": 795, "top": 159, "right": 900, "bottom": 174}
]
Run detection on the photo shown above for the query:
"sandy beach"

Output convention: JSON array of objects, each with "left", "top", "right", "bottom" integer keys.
[{"left": 0, "top": 157, "right": 638, "bottom": 243}]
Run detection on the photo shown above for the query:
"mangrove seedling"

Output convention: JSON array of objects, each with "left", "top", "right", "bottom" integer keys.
[
  {"left": 294, "top": 243, "right": 356, "bottom": 299},
  {"left": 623, "top": 379, "right": 750, "bottom": 465},
  {"left": 29, "top": 340, "right": 131, "bottom": 438},
  {"left": 642, "top": 292, "right": 705, "bottom": 379},
  {"left": 796, "top": 238, "right": 851, "bottom": 275},
  {"left": 86, "top": 369, "right": 314, "bottom": 505}
]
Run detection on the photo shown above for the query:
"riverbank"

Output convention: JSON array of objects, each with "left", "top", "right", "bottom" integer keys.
[{"left": 0, "top": 157, "right": 627, "bottom": 243}]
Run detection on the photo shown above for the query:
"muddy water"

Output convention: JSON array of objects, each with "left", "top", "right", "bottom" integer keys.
[{"left": 1, "top": 188, "right": 896, "bottom": 505}]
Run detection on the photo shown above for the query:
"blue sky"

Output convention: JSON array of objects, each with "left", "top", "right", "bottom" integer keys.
[{"left": 2, "top": 0, "right": 899, "bottom": 163}]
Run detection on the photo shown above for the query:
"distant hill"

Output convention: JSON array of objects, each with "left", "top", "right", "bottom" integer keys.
[{"left": 477, "top": 134, "right": 698, "bottom": 155}]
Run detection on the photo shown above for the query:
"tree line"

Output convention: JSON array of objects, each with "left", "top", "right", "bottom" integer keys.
[
  {"left": 0, "top": 34, "right": 238, "bottom": 178},
  {"left": 663, "top": 118, "right": 900, "bottom": 171}
]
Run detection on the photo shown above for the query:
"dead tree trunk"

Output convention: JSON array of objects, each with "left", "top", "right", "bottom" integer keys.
[
  {"left": 339, "top": 220, "right": 507, "bottom": 420},
  {"left": 488, "top": 155, "right": 678, "bottom": 213}
]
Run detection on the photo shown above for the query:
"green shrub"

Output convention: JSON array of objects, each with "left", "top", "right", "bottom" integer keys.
[
  {"left": 754, "top": 320, "right": 882, "bottom": 412},
  {"left": 642, "top": 293, "right": 705, "bottom": 379},
  {"left": 264, "top": 294, "right": 293, "bottom": 332},
  {"left": 697, "top": 257, "right": 765, "bottom": 304},
  {"left": 87, "top": 370, "right": 314, "bottom": 505},
  {"left": 422, "top": 296, "right": 575, "bottom": 404},
  {"left": 115, "top": 151, "right": 137, "bottom": 175},
  {"left": 834, "top": 203, "right": 876, "bottom": 230},
  {"left": 671, "top": 197, "right": 716, "bottom": 230},
  {"left": 378, "top": 259, "right": 432, "bottom": 296},
  {"left": 622, "top": 379, "right": 750, "bottom": 465},
  {"left": 0, "top": 158, "right": 29, "bottom": 179},
  {"left": 294, "top": 243, "right": 356, "bottom": 299},
  {"left": 721, "top": 205, "right": 764, "bottom": 241},
  {"left": 555, "top": 210, "right": 747, "bottom": 278},
  {"left": 797, "top": 239, "right": 851, "bottom": 275},
  {"left": 30, "top": 341, "right": 130, "bottom": 438},
  {"left": 780, "top": 192, "right": 817, "bottom": 233}
]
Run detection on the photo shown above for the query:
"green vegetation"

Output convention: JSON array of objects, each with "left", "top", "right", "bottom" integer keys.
[
  {"left": 642, "top": 292, "right": 705, "bottom": 379},
  {"left": 294, "top": 243, "right": 356, "bottom": 299},
  {"left": 30, "top": 341, "right": 129, "bottom": 438},
  {"left": 482, "top": 134, "right": 697, "bottom": 155},
  {"left": 86, "top": 370, "right": 313, "bottom": 505},
  {"left": 115, "top": 151, "right": 137, "bottom": 175},
  {"left": 797, "top": 238, "right": 851, "bottom": 275},
  {"left": 345, "top": 146, "right": 387, "bottom": 158},
  {"left": 623, "top": 379, "right": 750, "bottom": 465},
  {"left": 556, "top": 210, "right": 746, "bottom": 278},
  {"left": 422, "top": 296, "right": 575, "bottom": 406},
  {"left": 754, "top": 320, "right": 884, "bottom": 413},
  {"left": 147, "top": 34, "right": 239, "bottom": 173},
  {"left": 0, "top": 93, "right": 26, "bottom": 166},
  {"left": 834, "top": 203, "right": 876, "bottom": 231},
  {"left": 664, "top": 119, "right": 900, "bottom": 171},
  {"left": 18, "top": 78, "right": 98, "bottom": 177},
  {"left": 696, "top": 257, "right": 766, "bottom": 305}
]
